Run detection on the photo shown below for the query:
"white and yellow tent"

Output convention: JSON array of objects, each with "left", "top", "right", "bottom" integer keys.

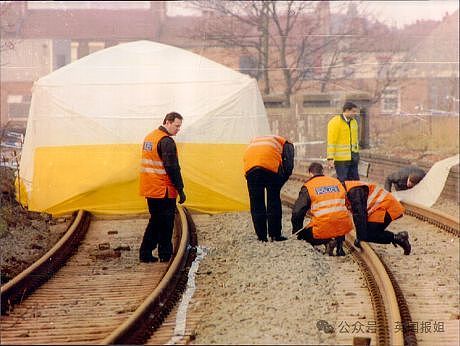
[{"left": 18, "top": 40, "right": 270, "bottom": 216}]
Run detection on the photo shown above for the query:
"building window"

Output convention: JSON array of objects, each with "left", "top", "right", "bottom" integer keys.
[
  {"left": 55, "top": 54, "right": 66, "bottom": 69},
  {"left": 7, "top": 94, "right": 31, "bottom": 119},
  {"left": 270, "top": 117, "right": 280, "bottom": 134},
  {"left": 381, "top": 87, "right": 399, "bottom": 114}
]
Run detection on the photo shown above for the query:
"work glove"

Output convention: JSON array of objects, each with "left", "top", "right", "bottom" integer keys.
[{"left": 178, "top": 190, "right": 186, "bottom": 204}]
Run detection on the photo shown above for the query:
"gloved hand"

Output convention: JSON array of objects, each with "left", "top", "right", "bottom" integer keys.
[{"left": 178, "top": 190, "right": 186, "bottom": 204}]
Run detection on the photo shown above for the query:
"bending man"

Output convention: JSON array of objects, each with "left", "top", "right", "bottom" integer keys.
[
  {"left": 384, "top": 165, "right": 426, "bottom": 192},
  {"left": 243, "top": 135, "right": 294, "bottom": 242},
  {"left": 344, "top": 180, "right": 411, "bottom": 255},
  {"left": 291, "top": 162, "right": 353, "bottom": 256}
]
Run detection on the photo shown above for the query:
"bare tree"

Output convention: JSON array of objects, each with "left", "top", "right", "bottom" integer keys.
[
  {"left": 188, "top": 1, "right": 272, "bottom": 93},
  {"left": 186, "top": 1, "right": 410, "bottom": 107},
  {"left": 187, "top": 1, "right": 355, "bottom": 104}
]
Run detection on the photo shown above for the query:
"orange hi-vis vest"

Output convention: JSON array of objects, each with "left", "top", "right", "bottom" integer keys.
[
  {"left": 139, "top": 129, "right": 178, "bottom": 199},
  {"left": 304, "top": 176, "right": 353, "bottom": 239},
  {"left": 344, "top": 181, "right": 405, "bottom": 223},
  {"left": 243, "top": 135, "right": 286, "bottom": 174}
]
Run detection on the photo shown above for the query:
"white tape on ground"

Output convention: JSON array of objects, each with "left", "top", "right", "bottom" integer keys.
[{"left": 166, "top": 245, "right": 208, "bottom": 345}]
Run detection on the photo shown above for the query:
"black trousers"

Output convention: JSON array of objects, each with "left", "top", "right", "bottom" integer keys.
[
  {"left": 140, "top": 197, "right": 176, "bottom": 260},
  {"left": 334, "top": 153, "right": 360, "bottom": 182},
  {"left": 360, "top": 212, "right": 395, "bottom": 244},
  {"left": 246, "top": 169, "right": 284, "bottom": 240},
  {"left": 297, "top": 227, "right": 334, "bottom": 246}
]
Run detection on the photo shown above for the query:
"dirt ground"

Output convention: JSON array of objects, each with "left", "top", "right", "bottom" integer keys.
[
  {"left": 187, "top": 204, "right": 459, "bottom": 344},
  {"left": 0, "top": 167, "right": 69, "bottom": 284}
]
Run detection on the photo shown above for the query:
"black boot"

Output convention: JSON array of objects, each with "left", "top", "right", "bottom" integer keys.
[
  {"left": 271, "top": 235, "right": 287, "bottom": 242},
  {"left": 392, "top": 231, "right": 411, "bottom": 255},
  {"left": 336, "top": 238, "right": 345, "bottom": 256},
  {"left": 354, "top": 239, "right": 362, "bottom": 249},
  {"left": 326, "top": 239, "right": 336, "bottom": 256}
]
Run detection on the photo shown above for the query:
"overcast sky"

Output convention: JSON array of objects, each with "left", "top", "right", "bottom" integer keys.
[
  {"left": 361, "top": 0, "right": 458, "bottom": 27},
  {"left": 167, "top": 1, "right": 459, "bottom": 28}
]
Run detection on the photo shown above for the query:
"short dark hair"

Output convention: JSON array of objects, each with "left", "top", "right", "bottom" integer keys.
[
  {"left": 408, "top": 173, "right": 425, "bottom": 185},
  {"left": 343, "top": 101, "right": 358, "bottom": 112},
  {"left": 163, "top": 112, "right": 183, "bottom": 124},
  {"left": 308, "top": 162, "right": 324, "bottom": 176}
]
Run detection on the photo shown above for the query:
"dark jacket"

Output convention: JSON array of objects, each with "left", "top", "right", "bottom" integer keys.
[
  {"left": 291, "top": 174, "right": 322, "bottom": 232},
  {"left": 384, "top": 166, "right": 426, "bottom": 192},
  {"left": 280, "top": 141, "right": 295, "bottom": 182},
  {"left": 157, "top": 126, "right": 184, "bottom": 193},
  {"left": 345, "top": 185, "right": 369, "bottom": 240}
]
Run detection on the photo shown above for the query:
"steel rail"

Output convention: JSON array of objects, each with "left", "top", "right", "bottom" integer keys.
[
  {"left": 1, "top": 207, "right": 196, "bottom": 345},
  {"left": 290, "top": 172, "right": 460, "bottom": 237},
  {"left": 401, "top": 201, "right": 459, "bottom": 237},
  {"left": 1, "top": 210, "right": 90, "bottom": 315},
  {"left": 282, "top": 192, "right": 405, "bottom": 345},
  {"left": 102, "top": 205, "right": 192, "bottom": 345}
]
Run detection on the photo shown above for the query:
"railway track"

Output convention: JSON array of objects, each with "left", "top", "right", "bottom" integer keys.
[
  {"left": 286, "top": 172, "right": 459, "bottom": 345},
  {"left": 0, "top": 207, "right": 196, "bottom": 345},
  {"left": 1, "top": 169, "right": 458, "bottom": 345},
  {"left": 282, "top": 193, "right": 408, "bottom": 345},
  {"left": 289, "top": 172, "right": 459, "bottom": 239}
]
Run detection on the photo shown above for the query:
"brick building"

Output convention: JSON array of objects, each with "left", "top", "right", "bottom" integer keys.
[
  {"left": 1, "top": 1, "right": 166, "bottom": 126},
  {"left": 1, "top": 1, "right": 458, "bottom": 134}
]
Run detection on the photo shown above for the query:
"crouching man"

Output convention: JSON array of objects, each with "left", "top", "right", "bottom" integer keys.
[
  {"left": 291, "top": 162, "right": 354, "bottom": 256},
  {"left": 344, "top": 180, "right": 411, "bottom": 255}
]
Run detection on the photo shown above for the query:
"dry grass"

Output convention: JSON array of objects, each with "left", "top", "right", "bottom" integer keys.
[{"left": 370, "top": 115, "right": 459, "bottom": 157}]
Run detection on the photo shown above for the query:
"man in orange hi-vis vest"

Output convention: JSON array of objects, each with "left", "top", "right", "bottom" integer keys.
[
  {"left": 291, "top": 162, "right": 353, "bottom": 256},
  {"left": 243, "top": 135, "right": 294, "bottom": 242},
  {"left": 344, "top": 180, "right": 411, "bottom": 255},
  {"left": 139, "top": 112, "right": 186, "bottom": 263}
]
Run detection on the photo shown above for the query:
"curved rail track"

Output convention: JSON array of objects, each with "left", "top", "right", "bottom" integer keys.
[
  {"left": 1, "top": 167, "right": 458, "bottom": 345},
  {"left": 282, "top": 193, "right": 408, "bottom": 345},
  {"left": 290, "top": 172, "right": 459, "bottom": 236},
  {"left": 287, "top": 172, "right": 459, "bottom": 345},
  {"left": 0, "top": 207, "right": 197, "bottom": 345}
]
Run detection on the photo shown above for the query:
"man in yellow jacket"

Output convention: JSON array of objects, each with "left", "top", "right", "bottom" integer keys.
[{"left": 326, "top": 101, "right": 360, "bottom": 182}]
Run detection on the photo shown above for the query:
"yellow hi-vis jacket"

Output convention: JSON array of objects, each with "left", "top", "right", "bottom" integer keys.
[
  {"left": 243, "top": 135, "right": 286, "bottom": 174},
  {"left": 304, "top": 176, "right": 353, "bottom": 239},
  {"left": 139, "top": 129, "right": 178, "bottom": 199},
  {"left": 327, "top": 115, "right": 359, "bottom": 161}
]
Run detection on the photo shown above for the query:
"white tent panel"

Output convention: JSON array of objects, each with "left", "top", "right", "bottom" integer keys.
[{"left": 18, "top": 40, "right": 270, "bottom": 215}]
